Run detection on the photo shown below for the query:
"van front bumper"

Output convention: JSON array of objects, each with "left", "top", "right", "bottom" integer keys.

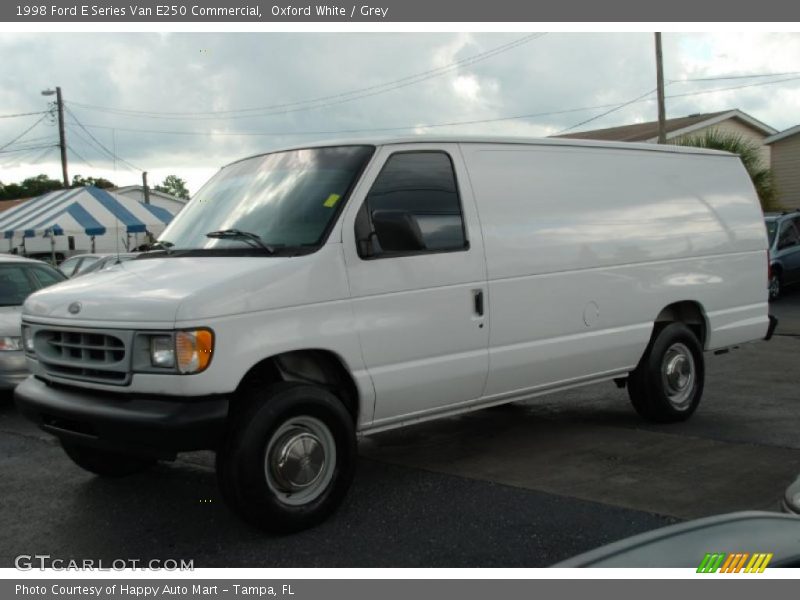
[{"left": 14, "top": 376, "right": 230, "bottom": 459}]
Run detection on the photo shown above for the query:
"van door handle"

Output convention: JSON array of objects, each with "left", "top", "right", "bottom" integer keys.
[{"left": 473, "top": 289, "right": 484, "bottom": 316}]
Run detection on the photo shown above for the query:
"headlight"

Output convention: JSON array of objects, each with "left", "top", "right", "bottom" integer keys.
[
  {"left": 175, "top": 329, "right": 214, "bottom": 374},
  {"left": 146, "top": 329, "right": 213, "bottom": 374},
  {"left": 0, "top": 336, "right": 22, "bottom": 351},
  {"left": 21, "top": 326, "right": 34, "bottom": 353},
  {"left": 150, "top": 335, "right": 175, "bottom": 368}
]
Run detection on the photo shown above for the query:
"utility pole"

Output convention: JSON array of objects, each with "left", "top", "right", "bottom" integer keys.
[
  {"left": 142, "top": 171, "right": 151, "bottom": 204},
  {"left": 654, "top": 33, "right": 667, "bottom": 144},
  {"left": 41, "top": 86, "right": 69, "bottom": 187}
]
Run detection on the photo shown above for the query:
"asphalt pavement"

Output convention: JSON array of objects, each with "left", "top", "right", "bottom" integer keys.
[{"left": 1, "top": 288, "right": 798, "bottom": 567}]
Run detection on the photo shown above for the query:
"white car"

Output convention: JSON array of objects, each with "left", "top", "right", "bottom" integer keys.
[
  {"left": 15, "top": 136, "right": 774, "bottom": 532},
  {"left": 0, "top": 256, "right": 66, "bottom": 389}
]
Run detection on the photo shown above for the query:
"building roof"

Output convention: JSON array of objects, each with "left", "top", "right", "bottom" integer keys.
[
  {"left": 554, "top": 109, "right": 776, "bottom": 142},
  {"left": 113, "top": 185, "right": 188, "bottom": 204},
  {"left": 764, "top": 124, "right": 800, "bottom": 145},
  {"left": 0, "top": 198, "right": 32, "bottom": 213}
]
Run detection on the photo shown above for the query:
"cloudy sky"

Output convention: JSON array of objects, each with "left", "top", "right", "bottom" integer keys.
[{"left": 1, "top": 31, "right": 799, "bottom": 194}]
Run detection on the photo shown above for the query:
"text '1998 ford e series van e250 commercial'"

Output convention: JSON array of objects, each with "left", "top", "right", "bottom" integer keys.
[{"left": 15, "top": 137, "right": 777, "bottom": 532}]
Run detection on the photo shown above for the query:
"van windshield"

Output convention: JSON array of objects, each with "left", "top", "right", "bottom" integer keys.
[{"left": 157, "top": 145, "right": 374, "bottom": 254}]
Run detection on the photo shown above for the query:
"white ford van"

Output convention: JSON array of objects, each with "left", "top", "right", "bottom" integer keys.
[{"left": 15, "top": 137, "right": 776, "bottom": 532}]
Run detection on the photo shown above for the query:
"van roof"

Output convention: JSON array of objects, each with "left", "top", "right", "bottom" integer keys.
[{"left": 226, "top": 135, "right": 735, "bottom": 167}]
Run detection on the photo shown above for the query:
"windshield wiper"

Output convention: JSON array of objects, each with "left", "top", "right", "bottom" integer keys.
[{"left": 205, "top": 229, "right": 276, "bottom": 254}]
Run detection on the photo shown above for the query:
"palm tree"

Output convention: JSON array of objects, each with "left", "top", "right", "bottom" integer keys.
[{"left": 674, "top": 129, "right": 781, "bottom": 212}]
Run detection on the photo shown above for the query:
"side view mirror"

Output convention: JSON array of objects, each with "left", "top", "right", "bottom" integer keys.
[{"left": 371, "top": 210, "right": 426, "bottom": 254}]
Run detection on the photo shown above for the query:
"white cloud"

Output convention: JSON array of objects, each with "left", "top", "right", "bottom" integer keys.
[{"left": 1, "top": 32, "right": 797, "bottom": 195}]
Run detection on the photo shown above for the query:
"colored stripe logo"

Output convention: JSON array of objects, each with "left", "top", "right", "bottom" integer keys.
[{"left": 697, "top": 552, "right": 773, "bottom": 573}]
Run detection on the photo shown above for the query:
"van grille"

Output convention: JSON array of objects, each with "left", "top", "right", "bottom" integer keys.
[{"left": 34, "top": 328, "right": 131, "bottom": 385}]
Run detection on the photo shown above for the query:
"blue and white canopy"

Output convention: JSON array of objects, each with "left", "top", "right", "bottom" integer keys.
[{"left": 0, "top": 186, "right": 176, "bottom": 239}]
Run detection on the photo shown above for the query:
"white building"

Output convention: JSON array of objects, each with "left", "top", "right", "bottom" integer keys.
[{"left": 113, "top": 185, "right": 188, "bottom": 215}]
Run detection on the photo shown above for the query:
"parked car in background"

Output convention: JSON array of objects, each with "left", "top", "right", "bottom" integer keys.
[
  {"left": 24, "top": 251, "right": 66, "bottom": 267},
  {"left": 76, "top": 253, "right": 138, "bottom": 277},
  {"left": 555, "top": 511, "right": 800, "bottom": 568},
  {"left": 765, "top": 211, "right": 800, "bottom": 300},
  {"left": 58, "top": 254, "right": 102, "bottom": 277},
  {"left": 0, "top": 256, "right": 66, "bottom": 389},
  {"left": 58, "top": 253, "right": 137, "bottom": 278}
]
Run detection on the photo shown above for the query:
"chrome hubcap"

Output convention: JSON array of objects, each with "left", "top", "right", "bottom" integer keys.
[
  {"left": 264, "top": 416, "right": 336, "bottom": 506},
  {"left": 271, "top": 431, "right": 325, "bottom": 491},
  {"left": 661, "top": 342, "right": 695, "bottom": 410}
]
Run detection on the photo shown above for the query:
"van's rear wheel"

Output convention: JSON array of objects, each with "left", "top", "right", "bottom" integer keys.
[
  {"left": 216, "top": 382, "right": 356, "bottom": 533},
  {"left": 628, "top": 323, "right": 704, "bottom": 423},
  {"left": 61, "top": 441, "right": 155, "bottom": 477}
]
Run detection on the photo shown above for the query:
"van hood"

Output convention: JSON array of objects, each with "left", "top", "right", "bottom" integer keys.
[{"left": 23, "top": 246, "right": 349, "bottom": 325}]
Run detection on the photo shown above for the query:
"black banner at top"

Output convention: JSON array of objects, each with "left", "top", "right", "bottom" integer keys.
[{"left": 5, "top": 0, "right": 800, "bottom": 22}]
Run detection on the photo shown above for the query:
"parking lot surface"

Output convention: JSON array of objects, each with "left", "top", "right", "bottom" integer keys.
[{"left": 1, "top": 289, "right": 798, "bottom": 567}]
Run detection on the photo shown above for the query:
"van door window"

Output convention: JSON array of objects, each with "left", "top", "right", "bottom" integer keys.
[{"left": 357, "top": 151, "right": 468, "bottom": 257}]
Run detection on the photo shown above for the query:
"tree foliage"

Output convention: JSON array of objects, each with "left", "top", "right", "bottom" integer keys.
[
  {"left": 154, "top": 174, "right": 190, "bottom": 200},
  {"left": 0, "top": 173, "right": 120, "bottom": 202},
  {"left": 674, "top": 129, "right": 780, "bottom": 212},
  {"left": 72, "top": 174, "right": 116, "bottom": 189},
  {"left": 0, "top": 174, "right": 63, "bottom": 201}
]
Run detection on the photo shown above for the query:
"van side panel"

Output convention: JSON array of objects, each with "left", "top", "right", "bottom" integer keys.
[{"left": 461, "top": 143, "right": 769, "bottom": 397}]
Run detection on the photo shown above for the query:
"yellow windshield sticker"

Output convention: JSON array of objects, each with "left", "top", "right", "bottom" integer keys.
[{"left": 323, "top": 193, "right": 341, "bottom": 208}]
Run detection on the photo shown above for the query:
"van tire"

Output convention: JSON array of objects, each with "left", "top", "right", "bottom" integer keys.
[
  {"left": 216, "top": 382, "right": 356, "bottom": 534},
  {"left": 628, "top": 323, "right": 704, "bottom": 423},
  {"left": 61, "top": 441, "right": 156, "bottom": 477}
]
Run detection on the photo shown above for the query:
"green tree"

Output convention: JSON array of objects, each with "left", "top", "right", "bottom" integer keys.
[
  {"left": 154, "top": 174, "right": 190, "bottom": 200},
  {"left": 0, "top": 182, "right": 24, "bottom": 201},
  {"left": 21, "top": 174, "right": 64, "bottom": 196},
  {"left": 674, "top": 129, "right": 780, "bottom": 212},
  {"left": 72, "top": 174, "right": 116, "bottom": 189},
  {"left": 0, "top": 174, "right": 64, "bottom": 200}
]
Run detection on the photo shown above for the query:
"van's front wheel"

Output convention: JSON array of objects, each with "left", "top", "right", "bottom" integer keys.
[
  {"left": 628, "top": 323, "right": 705, "bottom": 423},
  {"left": 216, "top": 382, "right": 356, "bottom": 533}
]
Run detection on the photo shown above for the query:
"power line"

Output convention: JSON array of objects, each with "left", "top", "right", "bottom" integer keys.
[
  {"left": 0, "top": 110, "right": 48, "bottom": 119},
  {"left": 65, "top": 107, "right": 143, "bottom": 171},
  {"left": 65, "top": 123, "right": 112, "bottom": 170},
  {"left": 29, "top": 146, "right": 56, "bottom": 165},
  {"left": 0, "top": 145, "right": 50, "bottom": 168},
  {"left": 0, "top": 113, "right": 50, "bottom": 151},
  {"left": 0, "top": 144, "right": 58, "bottom": 155},
  {"left": 557, "top": 75, "right": 800, "bottom": 134},
  {"left": 671, "top": 70, "right": 800, "bottom": 83},
  {"left": 557, "top": 87, "right": 662, "bottom": 134},
  {"left": 66, "top": 143, "right": 95, "bottom": 169},
  {"left": 74, "top": 74, "right": 800, "bottom": 140},
  {"left": 68, "top": 33, "right": 548, "bottom": 121},
  {"left": 666, "top": 74, "right": 800, "bottom": 98},
  {"left": 558, "top": 75, "right": 800, "bottom": 134},
  {"left": 0, "top": 145, "right": 56, "bottom": 169}
]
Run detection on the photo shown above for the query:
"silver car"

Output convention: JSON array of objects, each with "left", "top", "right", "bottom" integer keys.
[
  {"left": 766, "top": 211, "right": 800, "bottom": 300},
  {"left": 0, "top": 256, "right": 66, "bottom": 389},
  {"left": 58, "top": 253, "right": 138, "bottom": 278}
]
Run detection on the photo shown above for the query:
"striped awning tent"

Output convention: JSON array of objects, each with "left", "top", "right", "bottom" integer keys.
[{"left": 0, "top": 186, "right": 176, "bottom": 239}]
